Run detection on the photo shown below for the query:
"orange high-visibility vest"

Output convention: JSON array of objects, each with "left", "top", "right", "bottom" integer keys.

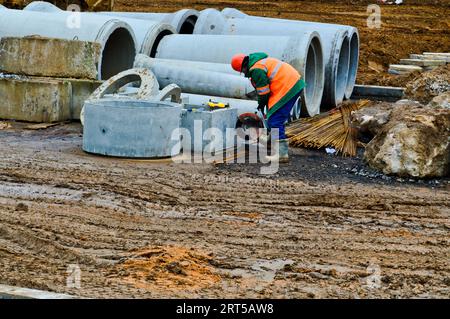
[{"left": 250, "top": 58, "right": 301, "bottom": 110}]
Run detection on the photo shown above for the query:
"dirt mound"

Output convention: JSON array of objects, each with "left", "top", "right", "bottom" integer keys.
[
  {"left": 110, "top": 246, "right": 221, "bottom": 291},
  {"left": 375, "top": 71, "right": 422, "bottom": 88},
  {"left": 405, "top": 65, "right": 450, "bottom": 104}
]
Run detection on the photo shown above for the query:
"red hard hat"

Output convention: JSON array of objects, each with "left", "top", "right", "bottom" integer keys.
[{"left": 231, "top": 53, "right": 246, "bottom": 72}]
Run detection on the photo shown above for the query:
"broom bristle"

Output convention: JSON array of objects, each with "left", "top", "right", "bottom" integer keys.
[{"left": 286, "top": 100, "right": 369, "bottom": 157}]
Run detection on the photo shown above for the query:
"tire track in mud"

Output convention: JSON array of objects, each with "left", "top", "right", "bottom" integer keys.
[{"left": 0, "top": 124, "right": 449, "bottom": 298}]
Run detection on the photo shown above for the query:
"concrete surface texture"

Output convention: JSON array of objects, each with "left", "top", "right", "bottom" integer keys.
[
  {"left": 0, "top": 76, "right": 71, "bottom": 122},
  {"left": 134, "top": 54, "right": 239, "bottom": 75},
  {"left": 83, "top": 99, "right": 183, "bottom": 158},
  {"left": 97, "top": 9, "right": 200, "bottom": 34},
  {"left": 88, "top": 68, "right": 160, "bottom": 101},
  {"left": 0, "top": 75, "right": 101, "bottom": 122},
  {"left": 0, "top": 36, "right": 101, "bottom": 80},
  {"left": 181, "top": 106, "right": 238, "bottom": 153},
  {"left": 23, "top": 2, "right": 176, "bottom": 58},
  {"left": 80, "top": 68, "right": 160, "bottom": 125},
  {"left": 134, "top": 55, "right": 255, "bottom": 99}
]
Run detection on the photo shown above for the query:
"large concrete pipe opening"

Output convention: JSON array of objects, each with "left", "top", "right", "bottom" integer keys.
[
  {"left": 164, "top": 9, "right": 199, "bottom": 34},
  {"left": 101, "top": 27, "right": 136, "bottom": 80},
  {"left": 149, "top": 30, "right": 175, "bottom": 58},
  {"left": 345, "top": 30, "right": 360, "bottom": 99},
  {"left": 140, "top": 24, "right": 176, "bottom": 57},
  {"left": 302, "top": 35, "right": 324, "bottom": 117}
]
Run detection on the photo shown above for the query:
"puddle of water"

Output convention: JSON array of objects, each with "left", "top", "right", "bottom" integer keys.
[
  {"left": 0, "top": 182, "right": 83, "bottom": 201},
  {"left": 227, "top": 258, "right": 294, "bottom": 282}
]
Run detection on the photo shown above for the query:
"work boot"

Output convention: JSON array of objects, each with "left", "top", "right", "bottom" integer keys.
[{"left": 265, "top": 139, "right": 289, "bottom": 163}]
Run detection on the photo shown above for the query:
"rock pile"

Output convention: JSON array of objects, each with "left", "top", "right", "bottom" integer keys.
[{"left": 363, "top": 102, "right": 449, "bottom": 178}]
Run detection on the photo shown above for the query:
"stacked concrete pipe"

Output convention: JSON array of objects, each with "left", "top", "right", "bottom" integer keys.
[
  {"left": 153, "top": 31, "right": 324, "bottom": 117},
  {"left": 134, "top": 54, "right": 253, "bottom": 99},
  {"left": 23, "top": 2, "right": 176, "bottom": 60},
  {"left": 25, "top": 1, "right": 198, "bottom": 34},
  {"left": 135, "top": 55, "right": 239, "bottom": 75},
  {"left": 221, "top": 8, "right": 359, "bottom": 102},
  {"left": 194, "top": 9, "right": 350, "bottom": 110},
  {"left": 0, "top": 7, "right": 136, "bottom": 80}
]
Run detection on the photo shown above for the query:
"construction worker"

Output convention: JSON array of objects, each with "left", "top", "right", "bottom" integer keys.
[{"left": 231, "top": 52, "right": 305, "bottom": 162}]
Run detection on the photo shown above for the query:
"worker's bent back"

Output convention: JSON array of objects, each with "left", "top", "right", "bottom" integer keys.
[{"left": 250, "top": 57, "right": 301, "bottom": 110}]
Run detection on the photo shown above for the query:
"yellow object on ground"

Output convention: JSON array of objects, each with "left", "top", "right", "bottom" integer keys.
[
  {"left": 207, "top": 100, "right": 230, "bottom": 110},
  {"left": 286, "top": 100, "right": 369, "bottom": 157}
]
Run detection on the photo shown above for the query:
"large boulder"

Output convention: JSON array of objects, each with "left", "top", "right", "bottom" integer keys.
[{"left": 364, "top": 103, "right": 450, "bottom": 178}]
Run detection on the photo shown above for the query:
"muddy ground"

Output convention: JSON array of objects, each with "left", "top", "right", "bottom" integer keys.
[
  {"left": 0, "top": 122, "right": 448, "bottom": 298},
  {"left": 116, "top": 0, "right": 450, "bottom": 86}
]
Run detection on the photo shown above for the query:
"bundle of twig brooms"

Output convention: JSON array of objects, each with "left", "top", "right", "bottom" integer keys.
[{"left": 286, "top": 100, "right": 369, "bottom": 157}]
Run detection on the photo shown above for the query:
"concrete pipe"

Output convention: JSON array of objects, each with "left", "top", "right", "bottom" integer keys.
[
  {"left": 195, "top": 9, "right": 349, "bottom": 110},
  {"left": 221, "top": 8, "right": 359, "bottom": 100},
  {"left": 83, "top": 99, "right": 182, "bottom": 158},
  {"left": 154, "top": 33, "right": 324, "bottom": 116},
  {"left": 23, "top": 2, "right": 176, "bottom": 59},
  {"left": 80, "top": 68, "right": 160, "bottom": 125},
  {"left": 134, "top": 55, "right": 253, "bottom": 99},
  {"left": 0, "top": 8, "right": 136, "bottom": 80},
  {"left": 135, "top": 54, "right": 239, "bottom": 75},
  {"left": 97, "top": 9, "right": 199, "bottom": 34}
]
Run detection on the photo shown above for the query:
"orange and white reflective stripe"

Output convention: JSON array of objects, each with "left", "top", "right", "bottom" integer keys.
[
  {"left": 251, "top": 58, "right": 283, "bottom": 81},
  {"left": 256, "top": 59, "right": 269, "bottom": 72},
  {"left": 257, "top": 84, "right": 270, "bottom": 95}
]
